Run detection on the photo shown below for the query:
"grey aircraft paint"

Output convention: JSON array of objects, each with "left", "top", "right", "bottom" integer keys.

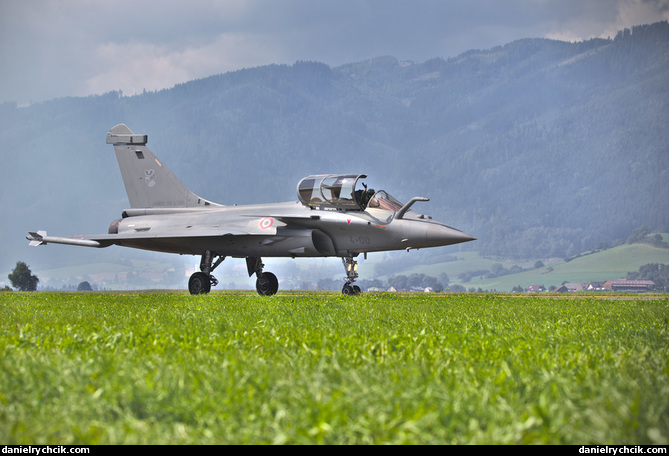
[{"left": 28, "top": 124, "right": 475, "bottom": 295}]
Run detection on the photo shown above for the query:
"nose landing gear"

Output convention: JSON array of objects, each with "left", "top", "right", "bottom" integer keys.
[{"left": 341, "top": 255, "right": 362, "bottom": 295}]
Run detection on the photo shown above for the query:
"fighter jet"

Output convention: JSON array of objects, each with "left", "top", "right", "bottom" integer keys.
[{"left": 27, "top": 124, "right": 475, "bottom": 295}]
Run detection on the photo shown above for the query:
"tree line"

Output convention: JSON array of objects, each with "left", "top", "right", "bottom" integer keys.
[{"left": 6, "top": 259, "right": 668, "bottom": 293}]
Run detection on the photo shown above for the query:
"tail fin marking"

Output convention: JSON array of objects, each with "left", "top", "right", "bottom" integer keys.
[{"left": 106, "top": 124, "right": 220, "bottom": 209}]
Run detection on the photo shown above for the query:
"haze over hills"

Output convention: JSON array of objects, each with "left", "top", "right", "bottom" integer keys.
[{"left": 1, "top": 21, "right": 668, "bottom": 288}]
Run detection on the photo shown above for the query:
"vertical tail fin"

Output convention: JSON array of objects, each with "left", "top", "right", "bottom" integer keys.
[{"left": 106, "top": 124, "right": 219, "bottom": 209}]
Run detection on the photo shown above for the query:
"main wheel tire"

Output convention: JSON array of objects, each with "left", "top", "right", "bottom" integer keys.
[
  {"left": 256, "top": 271, "right": 278, "bottom": 296},
  {"left": 188, "top": 272, "right": 211, "bottom": 295}
]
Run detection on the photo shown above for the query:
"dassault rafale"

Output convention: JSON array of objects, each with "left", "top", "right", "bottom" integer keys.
[{"left": 27, "top": 124, "right": 475, "bottom": 295}]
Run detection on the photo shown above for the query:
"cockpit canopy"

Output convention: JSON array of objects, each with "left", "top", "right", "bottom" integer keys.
[
  {"left": 297, "top": 174, "right": 406, "bottom": 212},
  {"left": 297, "top": 174, "right": 368, "bottom": 210}
]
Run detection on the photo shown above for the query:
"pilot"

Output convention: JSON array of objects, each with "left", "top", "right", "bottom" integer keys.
[
  {"left": 363, "top": 188, "right": 375, "bottom": 208},
  {"left": 356, "top": 183, "right": 375, "bottom": 209}
]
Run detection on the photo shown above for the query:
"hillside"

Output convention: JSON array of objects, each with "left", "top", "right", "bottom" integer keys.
[
  {"left": 1, "top": 21, "right": 668, "bottom": 285},
  {"left": 391, "top": 238, "right": 669, "bottom": 292}
]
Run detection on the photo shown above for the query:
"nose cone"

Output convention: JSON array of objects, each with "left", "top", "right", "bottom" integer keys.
[{"left": 424, "top": 223, "right": 476, "bottom": 247}]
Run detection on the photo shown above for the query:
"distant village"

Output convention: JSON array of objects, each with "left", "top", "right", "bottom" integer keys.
[
  {"left": 374, "top": 279, "right": 659, "bottom": 294},
  {"left": 527, "top": 279, "right": 656, "bottom": 294}
]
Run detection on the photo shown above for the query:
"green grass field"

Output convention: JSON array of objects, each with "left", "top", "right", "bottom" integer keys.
[{"left": 1, "top": 291, "right": 668, "bottom": 444}]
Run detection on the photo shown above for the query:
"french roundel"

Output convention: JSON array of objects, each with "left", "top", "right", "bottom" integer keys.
[{"left": 260, "top": 217, "right": 274, "bottom": 229}]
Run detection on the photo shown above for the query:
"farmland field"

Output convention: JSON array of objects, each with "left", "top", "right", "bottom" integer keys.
[{"left": 1, "top": 291, "right": 668, "bottom": 444}]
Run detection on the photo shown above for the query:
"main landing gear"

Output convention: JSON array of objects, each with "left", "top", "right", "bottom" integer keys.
[
  {"left": 247, "top": 257, "right": 278, "bottom": 296},
  {"left": 188, "top": 250, "right": 225, "bottom": 295},
  {"left": 188, "top": 251, "right": 279, "bottom": 296},
  {"left": 341, "top": 255, "right": 362, "bottom": 295}
]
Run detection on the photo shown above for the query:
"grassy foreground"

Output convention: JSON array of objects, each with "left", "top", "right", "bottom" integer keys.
[{"left": 0, "top": 291, "right": 668, "bottom": 445}]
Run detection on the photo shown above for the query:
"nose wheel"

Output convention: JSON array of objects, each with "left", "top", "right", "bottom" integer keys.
[
  {"left": 342, "top": 283, "right": 361, "bottom": 295},
  {"left": 341, "top": 256, "right": 362, "bottom": 295}
]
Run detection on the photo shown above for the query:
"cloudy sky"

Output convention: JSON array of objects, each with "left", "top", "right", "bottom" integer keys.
[{"left": 1, "top": 0, "right": 667, "bottom": 105}]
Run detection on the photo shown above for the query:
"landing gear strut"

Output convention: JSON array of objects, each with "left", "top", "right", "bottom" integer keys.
[
  {"left": 247, "top": 257, "right": 279, "bottom": 296},
  {"left": 341, "top": 255, "right": 362, "bottom": 295},
  {"left": 188, "top": 250, "right": 224, "bottom": 295}
]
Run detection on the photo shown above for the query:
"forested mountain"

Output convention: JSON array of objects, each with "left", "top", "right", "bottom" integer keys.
[{"left": 2, "top": 21, "right": 668, "bottom": 276}]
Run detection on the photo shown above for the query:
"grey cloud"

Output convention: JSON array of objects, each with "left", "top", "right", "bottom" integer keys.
[{"left": 1, "top": 0, "right": 667, "bottom": 104}]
